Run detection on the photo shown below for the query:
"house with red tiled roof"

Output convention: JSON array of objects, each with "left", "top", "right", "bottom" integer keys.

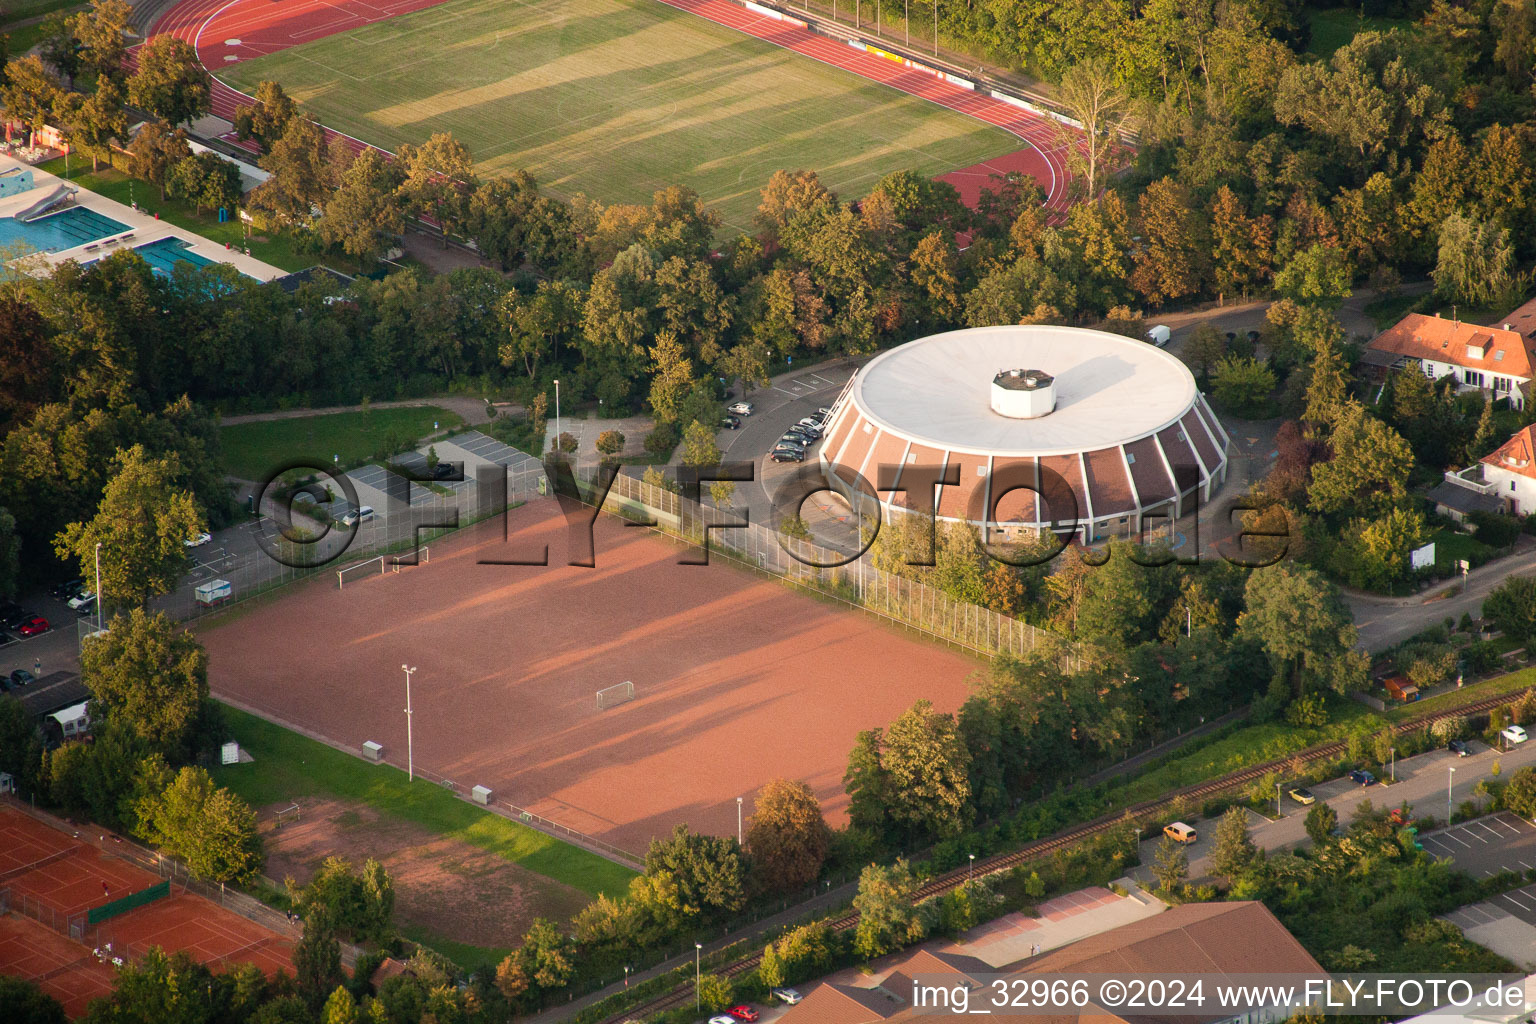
[
  {"left": 1365, "top": 308, "right": 1536, "bottom": 410},
  {"left": 776, "top": 902, "right": 1324, "bottom": 1024},
  {"left": 1431, "top": 424, "right": 1536, "bottom": 520}
]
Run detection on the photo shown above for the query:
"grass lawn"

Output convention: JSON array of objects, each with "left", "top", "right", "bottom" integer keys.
[
  {"left": 1426, "top": 528, "right": 1498, "bottom": 575},
  {"left": 1108, "top": 700, "right": 1381, "bottom": 807},
  {"left": 2, "top": 0, "right": 83, "bottom": 20},
  {"left": 220, "top": 405, "right": 463, "bottom": 480},
  {"left": 35, "top": 157, "right": 330, "bottom": 274},
  {"left": 219, "top": 0, "right": 1020, "bottom": 235},
  {"left": 212, "top": 704, "right": 636, "bottom": 897},
  {"left": 401, "top": 926, "right": 511, "bottom": 976},
  {"left": 1385, "top": 666, "right": 1536, "bottom": 721},
  {"left": 1307, "top": 7, "right": 1410, "bottom": 57}
]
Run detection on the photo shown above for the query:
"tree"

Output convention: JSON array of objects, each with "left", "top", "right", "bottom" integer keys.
[
  {"left": 495, "top": 919, "right": 575, "bottom": 1008},
  {"left": 127, "top": 122, "right": 193, "bottom": 201},
  {"left": 71, "top": 0, "right": 132, "bottom": 82},
  {"left": 499, "top": 279, "right": 583, "bottom": 380},
  {"left": 643, "top": 824, "right": 746, "bottom": 921},
  {"left": 844, "top": 727, "right": 891, "bottom": 839},
  {"left": 594, "top": 430, "right": 625, "bottom": 458},
  {"left": 853, "top": 859, "right": 923, "bottom": 957},
  {"left": 1185, "top": 324, "right": 1228, "bottom": 379},
  {"left": 253, "top": 117, "right": 330, "bottom": 225},
  {"left": 1211, "top": 355, "right": 1276, "bottom": 417},
  {"left": 1433, "top": 213, "right": 1523, "bottom": 308},
  {"left": 166, "top": 152, "right": 242, "bottom": 216},
  {"left": 0, "top": 977, "right": 65, "bottom": 1024},
  {"left": 1341, "top": 508, "right": 1427, "bottom": 592},
  {"left": 1307, "top": 404, "right": 1414, "bottom": 520},
  {"left": 38, "top": 13, "right": 83, "bottom": 89},
  {"left": 55, "top": 77, "right": 129, "bottom": 171},
  {"left": 1505, "top": 767, "right": 1536, "bottom": 821},
  {"left": 288, "top": 856, "right": 394, "bottom": 942},
  {"left": 320, "top": 987, "right": 359, "bottom": 1024},
  {"left": 0, "top": 56, "right": 61, "bottom": 146},
  {"left": 679, "top": 418, "right": 721, "bottom": 469},
  {"left": 1304, "top": 802, "right": 1338, "bottom": 846},
  {"left": 78, "top": 608, "right": 208, "bottom": 757},
  {"left": 1485, "top": 577, "right": 1536, "bottom": 646},
  {"left": 397, "top": 131, "right": 476, "bottom": 247},
  {"left": 1150, "top": 834, "right": 1189, "bottom": 893},
  {"left": 1238, "top": 563, "right": 1366, "bottom": 697},
  {"left": 54, "top": 445, "right": 202, "bottom": 607},
  {"left": 234, "top": 80, "right": 298, "bottom": 152},
  {"left": 134, "top": 765, "right": 264, "bottom": 884},
  {"left": 1131, "top": 178, "right": 1204, "bottom": 305},
  {"left": 0, "top": 695, "right": 44, "bottom": 798},
  {"left": 881, "top": 699, "right": 972, "bottom": 840},
  {"left": 1053, "top": 56, "right": 1134, "bottom": 199},
  {"left": 648, "top": 330, "right": 695, "bottom": 424},
  {"left": 759, "top": 922, "right": 834, "bottom": 989},
  {"left": 1210, "top": 806, "right": 1256, "bottom": 878},
  {"left": 696, "top": 973, "right": 734, "bottom": 1013},
  {"left": 1273, "top": 243, "right": 1353, "bottom": 310},
  {"left": 294, "top": 915, "right": 345, "bottom": 1009},
  {"left": 745, "top": 778, "right": 831, "bottom": 893},
  {"left": 318, "top": 148, "right": 405, "bottom": 260},
  {"left": 0, "top": 506, "right": 20, "bottom": 600},
  {"left": 127, "top": 37, "right": 211, "bottom": 126}
]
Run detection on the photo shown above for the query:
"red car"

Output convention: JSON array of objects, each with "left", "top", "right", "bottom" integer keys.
[
  {"left": 728, "top": 1008, "right": 759, "bottom": 1023},
  {"left": 18, "top": 616, "right": 48, "bottom": 637}
]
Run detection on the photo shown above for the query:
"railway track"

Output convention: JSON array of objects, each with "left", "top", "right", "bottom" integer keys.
[{"left": 596, "top": 690, "right": 1517, "bottom": 1023}]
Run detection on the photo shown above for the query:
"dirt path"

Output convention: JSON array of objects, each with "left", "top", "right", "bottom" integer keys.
[
  {"left": 261, "top": 797, "right": 590, "bottom": 949},
  {"left": 220, "top": 396, "right": 495, "bottom": 428}
]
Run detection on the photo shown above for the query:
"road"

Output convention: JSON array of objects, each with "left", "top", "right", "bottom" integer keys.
[
  {"left": 1131, "top": 731, "right": 1536, "bottom": 885},
  {"left": 1348, "top": 546, "right": 1536, "bottom": 652}
]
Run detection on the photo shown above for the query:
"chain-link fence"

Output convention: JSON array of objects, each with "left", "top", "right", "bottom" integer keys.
[{"left": 596, "top": 470, "right": 1058, "bottom": 658}]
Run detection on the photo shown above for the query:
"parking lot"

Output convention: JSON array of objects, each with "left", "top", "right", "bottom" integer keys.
[{"left": 1418, "top": 812, "right": 1536, "bottom": 878}]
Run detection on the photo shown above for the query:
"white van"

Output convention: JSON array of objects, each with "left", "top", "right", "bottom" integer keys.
[{"left": 1146, "top": 324, "right": 1172, "bottom": 347}]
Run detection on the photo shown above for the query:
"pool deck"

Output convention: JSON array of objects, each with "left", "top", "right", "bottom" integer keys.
[{"left": 0, "top": 155, "right": 284, "bottom": 281}]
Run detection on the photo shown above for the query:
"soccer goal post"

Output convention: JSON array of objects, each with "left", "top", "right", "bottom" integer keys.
[
  {"left": 336, "top": 555, "right": 385, "bottom": 589},
  {"left": 596, "top": 681, "right": 635, "bottom": 710}
]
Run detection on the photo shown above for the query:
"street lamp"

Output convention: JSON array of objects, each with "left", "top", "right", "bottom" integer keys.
[
  {"left": 737, "top": 796, "right": 743, "bottom": 847},
  {"left": 1448, "top": 765, "right": 1456, "bottom": 824},
  {"left": 968, "top": 853, "right": 975, "bottom": 886},
  {"left": 402, "top": 665, "right": 417, "bottom": 781},
  {"left": 695, "top": 942, "right": 703, "bottom": 1009},
  {"left": 1390, "top": 747, "right": 1396, "bottom": 782},
  {"left": 553, "top": 379, "right": 561, "bottom": 455},
  {"left": 93, "top": 541, "right": 102, "bottom": 631}
]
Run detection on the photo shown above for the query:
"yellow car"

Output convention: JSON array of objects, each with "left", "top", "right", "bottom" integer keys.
[{"left": 1288, "top": 787, "right": 1316, "bottom": 805}]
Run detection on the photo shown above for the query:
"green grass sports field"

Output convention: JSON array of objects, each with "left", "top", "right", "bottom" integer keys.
[{"left": 220, "top": 0, "right": 1018, "bottom": 233}]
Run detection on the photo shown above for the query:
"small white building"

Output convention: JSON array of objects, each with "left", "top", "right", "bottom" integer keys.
[
  {"left": 48, "top": 700, "right": 90, "bottom": 739},
  {"left": 1432, "top": 425, "right": 1536, "bottom": 520}
]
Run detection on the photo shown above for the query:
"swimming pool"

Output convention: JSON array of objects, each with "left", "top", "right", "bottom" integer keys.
[
  {"left": 0, "top": 206, "right": 130, "bottom": 253},
  {"left": 131, "top": 236, "right": 217, "bottom": 275}
]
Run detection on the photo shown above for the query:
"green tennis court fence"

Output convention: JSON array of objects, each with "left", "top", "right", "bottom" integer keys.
[{"left": 87, "top": 879, "right": 169, "bottom": 924}]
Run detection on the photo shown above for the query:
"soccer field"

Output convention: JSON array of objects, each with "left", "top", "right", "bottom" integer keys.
[{"left": 219, "top": 0, "right": 1020, "bottom": 233}]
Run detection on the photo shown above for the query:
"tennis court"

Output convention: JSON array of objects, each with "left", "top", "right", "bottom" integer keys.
[{"left": 0, "top": 803, "right": 296, "bottom": 1001}]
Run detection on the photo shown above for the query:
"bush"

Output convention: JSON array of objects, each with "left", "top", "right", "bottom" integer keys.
[
  {"left": 1462, "top": 640, "right": 1500, "bottom": 675},
  {"left": 1285, "top": 693, "right": 1329, "bottom": 727},
  {"left": 644, "top": 421, "right": 680, "bottom": 456},
  {"left": 595, "top": 429, "right": 626, "bottom": 456},
  {"left": 1469, "top": 511, "right": 1522, "bottom": 548},
  {"left": 554, "top": 431, "right": 578, "bottom": 454}
]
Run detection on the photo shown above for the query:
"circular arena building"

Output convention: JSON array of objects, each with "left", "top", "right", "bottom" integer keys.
[{"left": 817, "top": 325, "right": 1231, "bottom": 544}]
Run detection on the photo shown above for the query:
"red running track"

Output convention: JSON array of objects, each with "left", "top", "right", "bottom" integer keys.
[{"left": 145, "top": 0, "right": 1073, "bottom": 210}]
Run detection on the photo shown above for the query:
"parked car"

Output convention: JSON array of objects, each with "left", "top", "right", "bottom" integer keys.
[
  {"left": 816, "top": 406, "right": 832, "bottom": 418},
  {"left": 184, "top": 531, "right": 212, "bottom": 547},
  {"left": 340, "top": 506, "right": 375, "bottom": 527},
  {"left": 728, "top": 1007, "right": 759, "bottom": 1022},
  {"left": 721, "top": 415, "right": 742, "bottom": 429},
  {"left": 0, "top": 602, "right": 25, "bottom": 628},
  {"left": 1348, "top": 769, "right": 1377, "bottom": 786},
  {"left": 49, "top": 579, "right": 84, "bottom": 600},
  {"left": 9, "top": 669, "right": 34, "bottom": 688},
  {"left": 1288, "top": 787, "right": 1316, "bottom": 805},
  {"left": 728, "top": 402, "right": 754, "bottom": 416},
  {"left": 17, "top": 617, "right": 49, "bottom": 637},
  {"left": 1503, "top": 725, "right": 1528, "bottom": 746},
  {"left": 430, "top": 462, "right": 459, "bottom": 480},
  {"left": 1163, "top": 821, "right": 1197, "bottom": 844},
  {"left": 1449, "top": 739, "right": 1471, "bottom": 757},
  {"left": 770, "top": 988, "right": 802, "bottom": 1005},
  {"left": 708, "top": 1016, "right": 736, "bottom": 1024},
  {"left": 71, "top": 595, "right": 96, "bottom": 616},
  {"left": 769, "top": 449, "right": 804, "bottom": 463},
  {"left": 66, "top": 590, "right": 95, "bottom": 611},
  {"left": 798, "top": 416, "right": 822, "bottom": 430}
]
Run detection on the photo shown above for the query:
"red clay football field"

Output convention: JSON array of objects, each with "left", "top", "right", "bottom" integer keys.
[{"left": 198, "top": 501, "right": 982, "bottom": 853}]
